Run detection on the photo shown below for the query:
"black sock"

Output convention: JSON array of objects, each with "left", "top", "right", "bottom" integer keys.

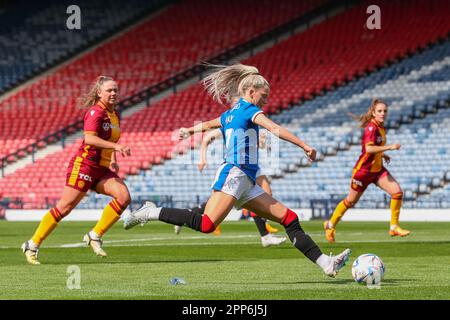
[
  {"left": 190, "top": 202, "right": 207, "bottom": 215},
  {"left": 159, "top": 208, "right": 203, "bottom": 232},
  {"left": 284, "top": 218, "right": 323, "bottom": 263},
  {"left": 253, "top": 215, "right": 269, "bottom": 236}
]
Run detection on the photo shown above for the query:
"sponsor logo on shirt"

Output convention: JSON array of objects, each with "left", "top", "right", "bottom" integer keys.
[
  {"left": 231, "top": 102, "right": 241, "bottom": 111},
  {"left": 102, "top": 122, "right": 119, "bottom": 131},
  {"left": 78, "top": 173, "right": 93, "bottom": 182}
]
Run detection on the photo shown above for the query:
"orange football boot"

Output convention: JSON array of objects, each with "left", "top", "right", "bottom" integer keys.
[
  {"left": 265, "top": 222, "right": 279, "bottom": 233},
  {"left": 389, "top": 225, "right": 411, "bottom": 237},
  {"left": 323, "top": 220, "right": 336, "bottom": 243}
]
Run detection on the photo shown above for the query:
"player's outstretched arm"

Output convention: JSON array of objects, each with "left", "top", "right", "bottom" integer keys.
[
  {"left": 253, "top": 113, "right": 316, "bottom": 161},
  {"left": 179, "top": 117, "right": 221, "bottom": 140}
]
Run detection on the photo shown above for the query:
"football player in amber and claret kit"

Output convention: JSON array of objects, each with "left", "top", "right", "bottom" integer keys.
[{"left": 22, "top": 76, "right": 132, "bottom": 264}]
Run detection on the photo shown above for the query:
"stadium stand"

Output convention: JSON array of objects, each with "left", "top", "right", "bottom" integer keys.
[
  {"left": 91, "top": 39, "right": 450, "bottom": 210},
  {"left": 1, "top": 0, "right": 450, "bottom": 210},
  {"left": 0, "top": 0, "right": 328, "bottom": 167},
  {"left": 7, "top": 35, "right": 449, "bottom": 211},
  {"left": 0, "top": 0, "right": 170, "bottom": 93}
]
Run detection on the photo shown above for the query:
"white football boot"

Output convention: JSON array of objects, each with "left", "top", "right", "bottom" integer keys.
[
  {"left": 123, "top": 201, "right": 159, "bottom": 230},
  {"left": 21, "top": 241, "right": 40, "bottom": 265},
  {"left": 323, "top": 248, "right": 352, "bottom": 278},
  {"left": 83, "top": 232, "right": 107, "bottom": 257},
  {"left": 174, "top": 225, "right": 182, "bottom": 235},
  {"left": 260, "top": 234, "right": 287, "bottom": 247}
]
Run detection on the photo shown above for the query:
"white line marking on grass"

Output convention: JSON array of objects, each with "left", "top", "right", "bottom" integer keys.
[
  {"left": 60, "top": 234, "right": 257, "bottom": 248},
  {"left": 92, "top": 241, "right": 260, "bottom": 248},
  {"left": 0, "top": 233, "right": 447, "bottom": 250}
]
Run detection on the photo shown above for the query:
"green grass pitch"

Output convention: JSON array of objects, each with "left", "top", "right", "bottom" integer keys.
[{"left": 0, "top": 220, "right": 449, "bottom": 300}]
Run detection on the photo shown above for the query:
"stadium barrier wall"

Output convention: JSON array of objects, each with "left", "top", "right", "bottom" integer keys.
[{"left": 4, "top": 208, "right": 450, "bottom": 221}]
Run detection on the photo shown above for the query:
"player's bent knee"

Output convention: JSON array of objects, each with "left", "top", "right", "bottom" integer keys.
[
  {"left": 281, "top": 208, "right": 298, "bottom": 227},
  {"left": 391, "top": 191, "right": 403, "bottom": 200},
  {"left": 116, "top": 194, "right": 131, "bottom": 208},
  {"left": 56, "top": 202, "right": 76, "bottom": 218},
  {"left": 201, "top": 215, "right": 216, "bottom": 233},
  {"left": 343, "top": 198, "right": 355, "bottom": 208}
]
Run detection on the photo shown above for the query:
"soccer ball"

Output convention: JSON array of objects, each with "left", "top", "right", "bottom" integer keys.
[{"left": 351, "top": 254, "right": 385, "bottom": 287}]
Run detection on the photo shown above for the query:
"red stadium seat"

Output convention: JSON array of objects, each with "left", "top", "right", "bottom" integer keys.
[{"left": 2, "top": 0, "right": 450, "bottom": 207}]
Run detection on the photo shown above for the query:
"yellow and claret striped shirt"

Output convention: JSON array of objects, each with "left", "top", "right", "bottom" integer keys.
[
  {"left": 74, "top": 101, "right": 121, "bottom": 168},
  {"left": 354, "top": 119, "right": 386, "bottom": 173}
]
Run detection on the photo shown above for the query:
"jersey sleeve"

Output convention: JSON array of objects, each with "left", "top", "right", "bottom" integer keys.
[
  {"left": 362, "top": 124, "right": 377, "bottom": 146},
  {"left": 245, "top": 105, "right": 264, "bottom": 123},
  {"left": 220, "top": 111, "right": 227, "bottom": 128},
  {"left": 84, "top": 108, "right": 103, "bottom": 135}
]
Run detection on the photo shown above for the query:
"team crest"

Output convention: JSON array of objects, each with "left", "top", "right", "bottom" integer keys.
[
  {"left": 78, "top": 181, "right": 85, "bottom": 189},
  {"left": 103, "top": 122, "right": 111, "bottom": 131}
]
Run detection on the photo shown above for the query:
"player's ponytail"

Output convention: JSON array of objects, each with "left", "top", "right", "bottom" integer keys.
[
  {"left": 349, "top": 99, "right": 387, "bottom": 128},
  {"left": 202, "top": 63, "right": 269, "bottom": 105},
  {"left": 79, "top": 76, "right": 114, "bottom": 109}
]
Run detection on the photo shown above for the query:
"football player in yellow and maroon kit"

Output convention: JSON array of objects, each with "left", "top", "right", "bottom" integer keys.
[
  {"left": 323, "top": 99, "right": 410, "bottom": 243},
  {"left": 22, "top": 76, "right": 132, "bottom": 264}
]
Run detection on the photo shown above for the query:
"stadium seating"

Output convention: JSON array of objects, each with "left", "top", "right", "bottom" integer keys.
[
  {"left": 253, "top": 0, "right": 450, "bottom": 113},
  {"left": 81, "top": 38, "right": 450, "bottom": 210},
  {"left": 0, "top": 0, "right": 168, "bottom": 93},
  {"left": 0, "top": 0, "right": 325, "bottom": 164},
  {"left": 2, "top": 0, "right": 450, "bottom": 209}
]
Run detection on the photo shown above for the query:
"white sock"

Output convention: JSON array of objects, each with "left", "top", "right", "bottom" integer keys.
[
  {"left": 390, "top": 224, "right": 398, "bottom": 231},
  {"left": 148, "top": 207, "right": 162, "bottom": 220},
  {"left": 327, "top": 221, "right": 334, "bottom": 228},
  {"left": 261, "top": 234, "right": 271, "bottom": 240},
  {"left": 28, "top": 239, "right": 39, "bottom": 251},
  {"left": 89, "top": 230, "right": 101, "bottom": 240},
  {"left": 316, "top": 254, "right": 332, "bottom": 270}
]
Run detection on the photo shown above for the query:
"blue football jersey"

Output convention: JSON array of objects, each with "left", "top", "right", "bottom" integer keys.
[{"left": 219, "top": 98, "right": 264, "bottom": 182}]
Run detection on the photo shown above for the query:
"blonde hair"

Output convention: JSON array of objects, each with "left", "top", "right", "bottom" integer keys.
[
  {"left": 202, "top": 63, "right": 269, "bottom": 105},
  {"left": 350, "top": 98, "right": 387, "bottom": 128},
  {"left": 79, "top": 75, "right": 115, "bottom": 109}
]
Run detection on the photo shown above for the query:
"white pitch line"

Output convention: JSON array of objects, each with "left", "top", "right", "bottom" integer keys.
[
  {"left": 60, "top": 238, "right": 447, "bottom": 248},
  {"left": 60, "top": 234, "right": 257, "bottom": 248},
  {"left": 0, "top": 234, "right": 258, "bottom": 249},
  {"left": 1, "top": 233, "right": 447, "bottom": 250}
]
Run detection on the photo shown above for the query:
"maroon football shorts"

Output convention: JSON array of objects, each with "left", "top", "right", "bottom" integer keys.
[
  {"left": 65, "top": 156, "right": 119, "bottom": 192},
  {"left": 350, "top": 167, "right": 389, "bottom": 192}
]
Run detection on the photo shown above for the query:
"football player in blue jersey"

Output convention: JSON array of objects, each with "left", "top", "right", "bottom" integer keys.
[
  {"left": 124, "top": 64, "right": 351, "bottom": 277},
  {"left": 175, "top": 116, "right": 286, "bottom": 247}
]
